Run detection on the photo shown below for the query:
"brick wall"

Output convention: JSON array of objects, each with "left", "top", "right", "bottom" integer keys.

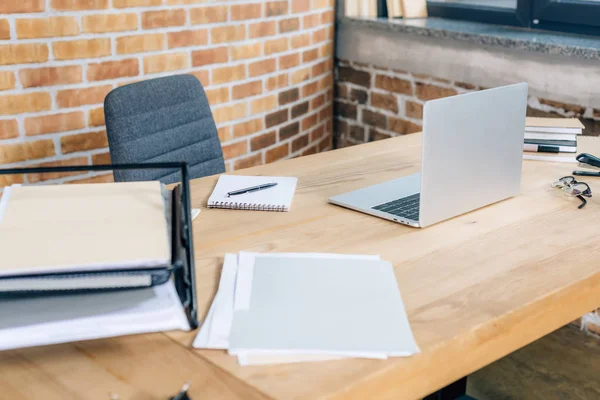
[
  {"left": 0, "top": 0, "right": 334, "bottom": 188},
  {"left": 334, "top": 58, "right": 600, "bottom": 337},
  {"left": 334, "top": 59, "right": 600, "bottom": 148}
]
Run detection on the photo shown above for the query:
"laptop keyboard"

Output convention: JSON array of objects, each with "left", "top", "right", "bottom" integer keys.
[{"left": 372, "top": 193, "right": 420, "bottom": 221}]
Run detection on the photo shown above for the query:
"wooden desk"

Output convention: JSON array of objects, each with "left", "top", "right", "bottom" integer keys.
[{"left": 3, "top": 134, "right": 600, "bottom": 400}]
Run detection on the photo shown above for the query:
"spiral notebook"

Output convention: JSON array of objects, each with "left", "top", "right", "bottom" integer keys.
[{"left": 207, "top": 175, "right": 298, "bottom": 211}]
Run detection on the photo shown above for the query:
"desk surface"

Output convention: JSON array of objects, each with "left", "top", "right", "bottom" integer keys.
[{"left": 3, "top": 134, "right": 600, "bottom": 400}]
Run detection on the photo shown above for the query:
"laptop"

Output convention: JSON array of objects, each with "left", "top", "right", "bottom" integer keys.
[{"left": 329, "top": 83, "right": 528, "bottom": 228}]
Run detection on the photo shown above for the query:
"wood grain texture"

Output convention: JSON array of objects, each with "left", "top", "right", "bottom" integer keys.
[{"left": 1, "top": 134, "right": 599, "bottom": 399}]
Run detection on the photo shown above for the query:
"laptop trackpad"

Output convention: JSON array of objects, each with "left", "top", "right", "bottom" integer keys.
[{"left": 329, "top": 173, "right": 420, "bottom": 210}]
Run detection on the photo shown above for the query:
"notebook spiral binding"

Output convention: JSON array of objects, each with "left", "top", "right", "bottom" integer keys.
[{"left": 208, "top": 201, "right": 286, "bottom": 212}]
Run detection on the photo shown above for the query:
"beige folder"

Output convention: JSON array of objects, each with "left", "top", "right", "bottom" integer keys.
[{"left": 0, "top": 181, "right": 170, "bottom": 277}]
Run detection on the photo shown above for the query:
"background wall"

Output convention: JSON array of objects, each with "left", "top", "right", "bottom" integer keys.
[
  {"left": 334, "top": 59, "right": 600, "bottom": 148},
  {"left": 0, "top": 0, "right": 334, "bottom": 187}
]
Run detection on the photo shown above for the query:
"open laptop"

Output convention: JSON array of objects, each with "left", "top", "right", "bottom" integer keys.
[{"left": 329, "top": 83, "right": 528, "bottom": 228}]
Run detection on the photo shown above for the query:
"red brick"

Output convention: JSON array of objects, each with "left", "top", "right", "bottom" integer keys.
[
  {"left": 61, "top": 130, "right": 108, "bottom": 154},
  {"left": 265, "top": 142, "right": 288, "bottom": 163},
  {"left": 267, "top": 73, "right": 288, "bottom": 90},
  {"left": 25, "top": 111, "right": 85, "bottom": 136},
  {"left": 249, "top": 58, "right": 277, "bottom": 77},
  {"left": 405, "top": 101, "right": 423, "bottom": 119},
  {"left": 114, "top": 0, "right": 161, "bottom": 7},
  {"left": 264, "top": 37, "right": 288, "bottom": 55},
  {"left": 190, "top": 69, "right": 209, "bottom": 86},
  {"left": 279, "top": 17, "right": 300, "bottom": 33},
  {"left": 312, "top": 60, "right": 328, "bottom": 77},
  {"left": 279, "top": 53, "right": 300, "bottom": 70},
  {"left": 312, "top": 27, "right": 329, "bottom": 44},
  {"left": 371, "top": 92, "right": 398, "bottom": 113},
  {"left": 278, "top": 88, "right": 299, "bottom": 105},
  {"left": 56, "top": 85, "right": 112, "bottom": 108},
  {"left": 212, "top": 64, "right": 246, "bottom": 85},
  {"left": 291, "top": 67, "right": 310, "bottom": 84},
  {"left": 231, "top": 43, "right": 262, "bottom": 61},
  {"left": 232, "top": 81, "right": 263, "bottom": 100},
  {"left": 303, "top": 48, "right": 319, "bottom": 63},
  {"left": 291, "top": 101, "right": 309, "bottom": 118},
  {"left": 212, "top": 104, "right": 247, "bottom": 124},
  {"left": 0, "top": 92, "right": 51, "bottom": 115},
  {"left": 250, "top": 21, "right": 276, "bottom": 38},
  {"left": 231, "top": 3, "right": 262, "bottom": 20},
  {"left": 292, "top": 133, "right": 309, "bottom": 152},
  {"left": 338, "top": 65, "right": 371, "bottom": 88},
  {"left": 190, "top": 6, "right": 228, "bottom": 24},
  {"left": 92, "top": 152, "right": 111, "bottom": 165},
  {"left": 302, "top": 81, "right": 319, "bottom": 97},
  {"left": 279, "top": 121, "right": 299, "bottom": 140},
  {"left": 0, "top": 0, "right": 44, "bottom": 13},
  {"left": 53, "top": 39, "right": 111, "bottom": 60},
  {"left": 205, "top": 87, "right": 229, "bottom": 105},
  {"left": 303, "top": 13, "right": 320, "bottom": 29},
  {"left": 415, "top": 83, "right": 457, "bottom": 101},
  {"left": 68, "top": 173, "right": 114, "bottom": 184},
  {"left": 0, "top": 71, "right": 15, "bottom": 91},
  {"left": 116, "top": 33, "right": 164, "bottom": 54},
  {"left": 222, "top": 140, "right": 248, "bottom": 160},
  {"left": 168, "top": 29, "right": 208, "bottom": 48},
  {"left": 142, "top": 9, "right": 186, "bottom": 29},
  {"left": 82, "top": 13, "right": 138, "bottom": 33},
  {"left": 0, "top": 140, "right": 55, "bottom": 164},
  {"left": 292, "top": 0, "right": 310, "bottom": 13},
  {"left": 265, "top": 109, "right": 288, "bottom": 128},
  {"left": 250, "top": 95, "right": 277, "bottom": 114},
  {"left": 211, "top": 26, "right": 246, "bottom": 44},
  {"left": 143, "top": 52, "right": 189, "bottom": 74},
  {"left": 16, "top": 16, "right": 79, "bottom": 38},
  {"left": 217, "top": 126, "right": 231, "bottom": 142},
  {"left": 0, "top": 44, "right": 48, "bottom": 65},
  {"left": 27, "top": 157, "right": 89, "bottom": 183},
  {"left": 0, "top": 120, "right": 19, "bottom": 139},
  {"left": 234, "top": 153, "right": 262, "bottom": 170},
  {"left": 291, "top": 32, "right": 311, "bottom": 48},
  {"left": 251, "top": 131, "right": 276, "bottom": 151},
  {"left": 301, "top": 144, "right": 318, "bottom": 157},
  {"left": 51, "top": 0, "right": 107, "bottom": 10},
  {"left": 0, "top": 20, "right": 8, "bottom": 40},
  {"left": 389, "top": 117, "right": 421, "bottom": 135},
  {"left": 89, "top": 107, "right": 105, "bottom": 127},
  {"left": 302, "top": 113, "right": 318, "bottom": 131},
  {"left": 88, "top": 59, "right": 139, "bottom": 81},
  {"left": 20, "top": 65, "right": 81, "bottom": 88},
  {"left": 233, "top": 118, "right": 263, "bottom": 138},
  {"left": 311, "top": 94, "right": 325, "bottom": 110},
  {"left": 265, "top": 1, "right": 288, "bottom": 16},
  {"left": 192, "top": 47, "right": 228, "bottom": 67}
]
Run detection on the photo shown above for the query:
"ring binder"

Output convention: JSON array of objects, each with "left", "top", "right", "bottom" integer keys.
[{"left": 0, "top": 162, "right": 199, "bottom": 329}]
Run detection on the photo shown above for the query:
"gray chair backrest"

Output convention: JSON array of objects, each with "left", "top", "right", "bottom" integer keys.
[{"left": 104, "top": 74, "right": 225, "bottom": 184}]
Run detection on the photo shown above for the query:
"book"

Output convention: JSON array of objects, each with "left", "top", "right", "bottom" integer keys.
[
  {"left": 524, "top": 132, "right": 578, "bottom": 141},
  {"left": 525, "top": 117, "right": 584, "bottom": 134},
  {"left": 207, "top": 175, "right": 298, "bottom": 212},
  {"left": 0, "top": 182, "right": 170, "bottom": 278},
  {"left": 523, "top": 151, "right": 577, "bottom": 163},
  {"left": 523, "top": 144, "right": 577, "bottom": 153},
  {"left": 524, "top": 139, "right": 576, "bottom": 147}
]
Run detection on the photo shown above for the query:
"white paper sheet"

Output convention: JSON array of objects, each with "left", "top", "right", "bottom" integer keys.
[
  {"left": 193, "top": 253, "right": 410, "bottom": 366},
  {"left": 0, "top": 281, "right": 190, "bottom": 351}
]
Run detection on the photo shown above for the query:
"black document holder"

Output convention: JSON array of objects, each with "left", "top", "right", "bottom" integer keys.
[{"left": 0, "top": 162, "right": 198, "bottom": 329}]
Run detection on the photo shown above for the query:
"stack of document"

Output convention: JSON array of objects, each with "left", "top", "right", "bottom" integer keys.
[
  {"left": 194, "top": 252, "right": 419, "bottom": 366},
  {"left": 523, "top": 117, "right": 585, "bottom": 162}
]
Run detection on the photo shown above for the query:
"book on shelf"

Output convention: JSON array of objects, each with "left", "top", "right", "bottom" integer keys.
[
  {"left": 524, "top": 132, "right": 578, "bottom": 141},
  {"left": 525, "top": 117, "right": 584, "bottom": 135}
]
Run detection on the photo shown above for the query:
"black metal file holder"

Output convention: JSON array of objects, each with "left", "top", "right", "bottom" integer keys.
[{"left": 0, "top": 162, "right": 198, "bottom": 329}]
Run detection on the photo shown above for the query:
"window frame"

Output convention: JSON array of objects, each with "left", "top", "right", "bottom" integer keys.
[{"left": 424, "top": 0, "right": 600, "bottom": 36}]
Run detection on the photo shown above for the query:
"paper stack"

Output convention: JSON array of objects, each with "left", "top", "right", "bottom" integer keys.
[
  {"left": 194, "top": 252, "right": 419, "bottom": 366},
  {"left": 523, "top": 117, "right": 585, "bottom": 163}
]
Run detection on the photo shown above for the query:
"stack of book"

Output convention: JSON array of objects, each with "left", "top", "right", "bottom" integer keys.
[{"left": 523, "top": 117, "right": 585, "bottom": 162}]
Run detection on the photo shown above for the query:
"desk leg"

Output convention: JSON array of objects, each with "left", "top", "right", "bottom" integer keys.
[{"left": 423, "top": 377, "right": 477, "bottom": 400}]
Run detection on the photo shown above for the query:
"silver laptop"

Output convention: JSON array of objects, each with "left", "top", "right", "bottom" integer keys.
[{"left": 329, "top": 83, "right": 528, "bottom": 228}]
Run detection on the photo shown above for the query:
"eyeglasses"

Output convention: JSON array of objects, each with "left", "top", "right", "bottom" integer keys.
[{"left": 552, "top": 176, "right": 592, "bottom": 209}]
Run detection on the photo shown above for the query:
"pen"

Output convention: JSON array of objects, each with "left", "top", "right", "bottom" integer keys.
[
  {"left": 227, "top": 182, "right": 278, "bottom": 197},
  {"left": 170, "top": 382, "right": 191, "bottom": 400},
  {"left": 573, "top": 170, "right": 600, "bottom": 177}
]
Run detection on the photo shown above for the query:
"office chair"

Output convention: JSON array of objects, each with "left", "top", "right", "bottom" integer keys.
[{"left": 104, "top": 74, "right": 225, "bottom": 184}]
